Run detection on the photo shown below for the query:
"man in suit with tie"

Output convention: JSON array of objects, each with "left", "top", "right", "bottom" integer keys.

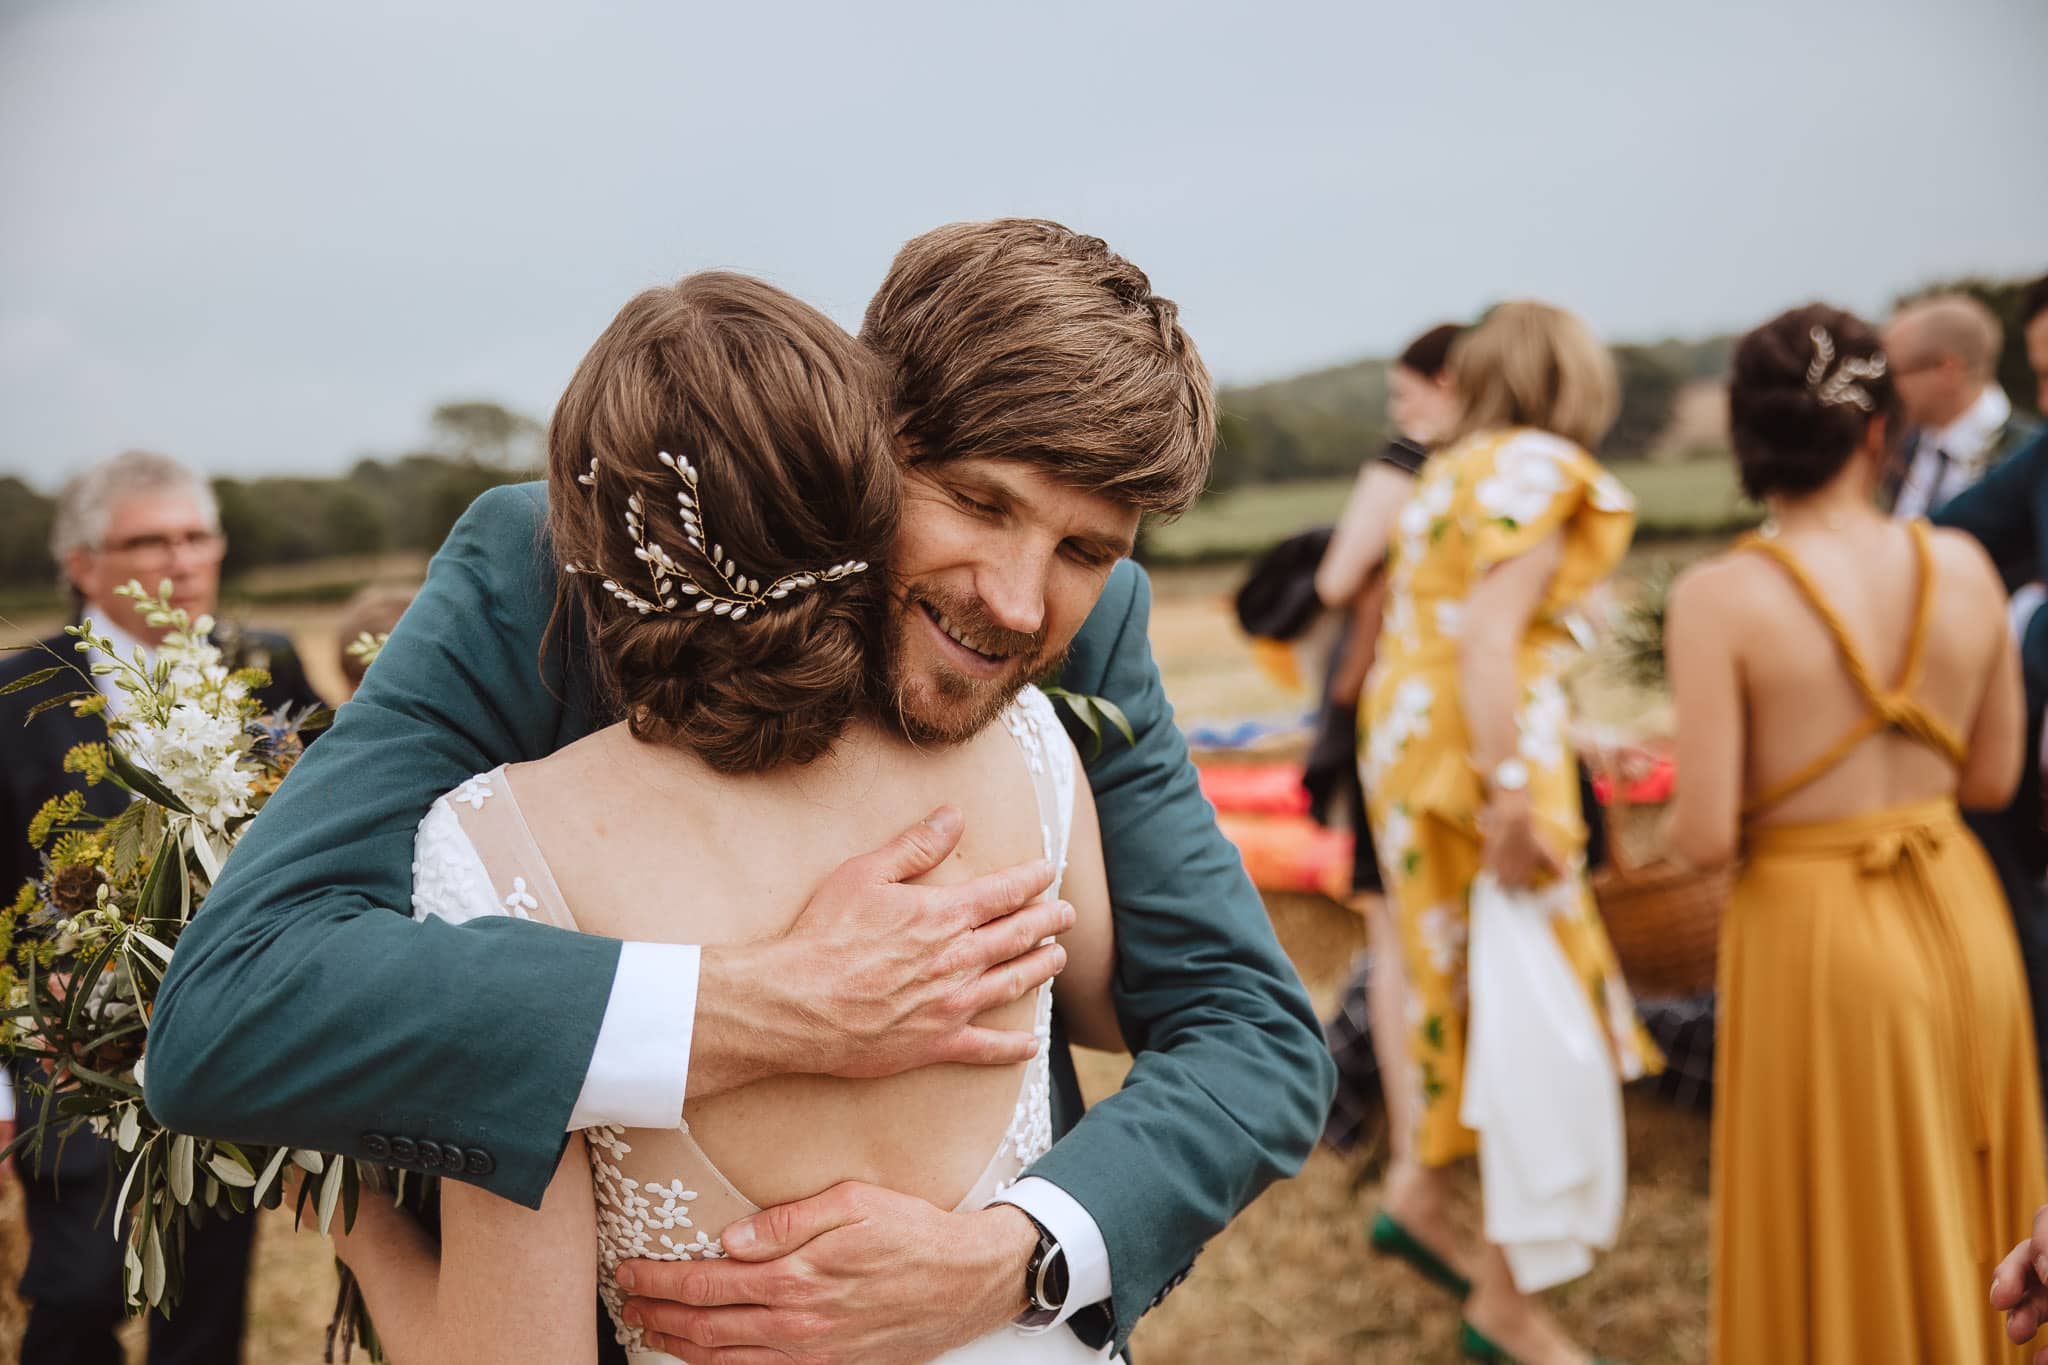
[
  {"left": 1933, "top": 275, "right": 2048, "bottom": 1114},
  {"left": 1882, "top": 293, "right": 2039, "bottom": 520},
  {"left": 0, "top": 450, "right": 323, "bottom": 1365}
]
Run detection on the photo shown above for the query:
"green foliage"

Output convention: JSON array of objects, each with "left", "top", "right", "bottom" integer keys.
[
  {"left": 1211, "top": 335, "right": 1733, "bottom": 492},
  {"left": 1143, "top": 459, "right": 1757, "bottom": 566},
  {"left": 27, "top": 790, "right": 86, "bottom": 849},
  {"left": 0, "top": 476, "right": 56, "bottom": 590}
]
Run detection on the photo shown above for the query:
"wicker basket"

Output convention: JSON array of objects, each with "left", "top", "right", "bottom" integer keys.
[{"left": 1591, "top": 793, "right": 1730, "bottom": 999}]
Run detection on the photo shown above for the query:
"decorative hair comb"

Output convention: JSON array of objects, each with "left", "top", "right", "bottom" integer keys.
[
  {"left": 564, "top": 452, "right": 867, "bottom": 622},
  {"left": 1805, "top": 327, "right": 1886, "bottom": 412}
]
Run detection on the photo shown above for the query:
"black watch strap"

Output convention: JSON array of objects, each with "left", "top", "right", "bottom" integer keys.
[{"left": 1012, "top": 1210, "right": 1069, "bottom": 1329}]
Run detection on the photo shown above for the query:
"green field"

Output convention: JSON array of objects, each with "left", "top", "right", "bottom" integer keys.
[{"left": 1147, "top": 457, "right": 1754, "bottom": 564}]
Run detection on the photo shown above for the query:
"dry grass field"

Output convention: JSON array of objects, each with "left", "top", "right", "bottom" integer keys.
[{"left": 0, "top": 563, "right": 1711, "bottom": 1364}]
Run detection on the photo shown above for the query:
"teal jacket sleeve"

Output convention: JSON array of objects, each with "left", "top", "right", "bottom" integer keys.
[
  {"left": 147, "top": 483, "right": 619, "bottom": 1207},
  {"left": 1031, "top": 562, "right": 1337, "bottom": 1352}
]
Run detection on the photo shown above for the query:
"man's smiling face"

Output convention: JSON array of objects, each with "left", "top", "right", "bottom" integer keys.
[{"left": 883, "top": 456, "right": 1139, "bottom": 745}]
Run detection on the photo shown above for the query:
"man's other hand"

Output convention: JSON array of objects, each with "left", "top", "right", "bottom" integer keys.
[{"left": 616, "top": 1181, "right": 1039, "bottom": 1364}]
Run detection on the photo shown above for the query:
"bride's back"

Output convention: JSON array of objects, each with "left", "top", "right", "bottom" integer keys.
[{"left": 506, "top": 710, "right": 1057, "bottom": 1210}]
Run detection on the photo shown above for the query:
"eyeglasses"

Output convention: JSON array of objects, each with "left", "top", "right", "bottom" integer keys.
[{"left": 100, "top": 530, "right": 226, "bottom": 566}]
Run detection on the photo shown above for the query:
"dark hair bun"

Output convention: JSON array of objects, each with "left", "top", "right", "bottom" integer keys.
[
  {"left": 546, "top": 272, "right": 901, "bottom": 773},
  {"left": 1729, "top": 303, "right": 1898, "bottom": 501}
]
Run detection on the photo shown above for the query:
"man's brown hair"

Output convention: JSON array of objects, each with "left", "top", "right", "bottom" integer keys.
[
  {"left": 861, "top": 219, "right": 1215, "bottom": 519},
  {"left": 546, "top": 272, "right": 900, "bottom": 773}
]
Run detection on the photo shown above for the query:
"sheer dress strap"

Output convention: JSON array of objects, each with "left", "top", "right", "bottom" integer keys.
[{"left": 437, "top": 766, "right": 582, "bottom": 932}]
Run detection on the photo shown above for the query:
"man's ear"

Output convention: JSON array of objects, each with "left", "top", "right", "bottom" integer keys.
[{"left": 62, "top": 548, "right": 97, "bottom": 604}]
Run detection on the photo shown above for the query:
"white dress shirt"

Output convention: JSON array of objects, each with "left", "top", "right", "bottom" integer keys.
[{"left": 1893, "top": 384, "right": 2014, "bottom": 520}]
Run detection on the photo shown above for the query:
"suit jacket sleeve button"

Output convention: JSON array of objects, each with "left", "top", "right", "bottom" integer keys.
[
  {"left": 465, "top": 1148, "right": 495, "bottom": 1177},
  {"left": 389, "top": 1137, "right": 417, "bottom": 1164},
  {"left": 440, "top": 1143, "right": 466, "bottom": 1170},
  {"left": 363, "top": 1133, "right": 391, "bottom": 1160},
  {"left": 418, "top": 1142, "right": 443, "bottom": 1170}
]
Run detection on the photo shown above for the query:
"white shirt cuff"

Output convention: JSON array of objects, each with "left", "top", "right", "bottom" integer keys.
[
  {"left": 567, "top": 941, "right": 698, "bottom": 1131},
  {"left": 0, "top": 1069, "right": 14, "bottom": 1122},
  {"left": 992, "top": 1176, "right": 1112, "bottom": 1331}
]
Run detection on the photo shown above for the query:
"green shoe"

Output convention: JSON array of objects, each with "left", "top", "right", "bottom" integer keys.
[
  {"left": 1368, "top": 1209, "right": 1472, "bottom": 1299},
  {"left": 1458, "top": 1320, "right": 1621, "bottom": 1365}
]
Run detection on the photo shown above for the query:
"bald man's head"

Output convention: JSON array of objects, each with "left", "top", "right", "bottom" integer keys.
[{"left": 1884, "top": 293, "right": 2004, "bottom": 428}]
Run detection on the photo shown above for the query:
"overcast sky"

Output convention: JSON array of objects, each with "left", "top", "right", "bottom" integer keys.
[{"left": 3, "top": 0, "right": 2044, "bottom": 488}]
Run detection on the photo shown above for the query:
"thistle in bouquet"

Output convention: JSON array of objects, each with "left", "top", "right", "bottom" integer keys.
[{"left": 0, "top": 581, "right": 406, "bottom": 1359}]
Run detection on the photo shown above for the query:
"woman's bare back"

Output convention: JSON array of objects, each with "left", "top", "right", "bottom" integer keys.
[
  {"left": 502, "top": 701, "right": 1083, "bottom": 1212},
  {"left": 1721, "top": 519, "right": 2012, "bottom": 825}
]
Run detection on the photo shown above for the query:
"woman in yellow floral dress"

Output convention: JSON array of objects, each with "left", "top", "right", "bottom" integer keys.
[{"left": 1360, "top": 302, "right": 1660, "bottom": 1365}]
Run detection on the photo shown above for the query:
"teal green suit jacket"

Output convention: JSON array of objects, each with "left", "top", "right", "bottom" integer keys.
[{"left": 148, "top": 483, "right": 1336, "bottom": 1350}]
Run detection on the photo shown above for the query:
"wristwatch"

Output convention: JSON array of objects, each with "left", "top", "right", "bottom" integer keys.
[
  {"left": 1486, "top": 756, "right": 1531, "bottom": 794},
  {"left": 1013, "top": 1211, "right": 1069, "bottom": 1329}
]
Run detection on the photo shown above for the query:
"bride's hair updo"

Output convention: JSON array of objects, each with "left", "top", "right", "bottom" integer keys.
[
  {"left": 1729, "top": 303, "right": 1899, "bottom": 501},
  {"left": 546, "top": 272, "right": 900, "bottom": 773}
]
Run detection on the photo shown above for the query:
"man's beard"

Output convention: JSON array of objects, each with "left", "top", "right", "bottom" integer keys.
[{"left": 883, "top": 585, "right": 1064, "bottom": 746}]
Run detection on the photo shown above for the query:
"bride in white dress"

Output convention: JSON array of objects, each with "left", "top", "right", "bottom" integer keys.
[{"left": 325, "top": 273, "right": 1125, "bottom": 1364}]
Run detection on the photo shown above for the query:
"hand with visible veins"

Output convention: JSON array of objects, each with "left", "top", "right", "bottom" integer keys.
[
  {"left": 618, "top": 1182, "right": 1039, "bottom": 1365},
  {"left": 686, "top": 805, "right": 1071, "bottom": 1103}
]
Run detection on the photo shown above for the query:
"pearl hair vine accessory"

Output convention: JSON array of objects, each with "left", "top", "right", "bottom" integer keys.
[
  {"left": 564, "top": 452, "right": 868, "bottom": 622},
  {"left": 1805, "top": 326, "right": 1887, "bottom": 413}
]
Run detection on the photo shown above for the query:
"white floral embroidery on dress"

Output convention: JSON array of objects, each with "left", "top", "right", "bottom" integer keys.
[
  {"left": 588, "top": 1124, "right": 725, "bottom": 1354},
  {"left": 450, "top": 773, "right": 495, "bottom": 810},
  {"left": 501, "top": 876, "right": 538, "bottom": 918}
]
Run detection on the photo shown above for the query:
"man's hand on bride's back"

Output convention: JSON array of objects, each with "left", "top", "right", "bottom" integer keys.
[
  {"left": 687, "top": 805, "right": 1069, "bottom": 1099},
  {"left": 617, "top": 1180, "right": 1039, "bottom": 1364}
]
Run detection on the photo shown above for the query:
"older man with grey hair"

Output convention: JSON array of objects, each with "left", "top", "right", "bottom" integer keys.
[
  {"left": 1, "top": 449, "right": 321, "bottom": 1365},
  {"left": 1882, "top": 293, "right": 2040, "bottom": 519}
]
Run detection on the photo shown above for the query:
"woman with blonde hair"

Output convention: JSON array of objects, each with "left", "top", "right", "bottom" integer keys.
[
  {"left": 1667, "top": 303, "right": 2045, "bottom": 1362},
  {"left": 1361, "top": 301, "right": 1658, "bottom": 1364}
]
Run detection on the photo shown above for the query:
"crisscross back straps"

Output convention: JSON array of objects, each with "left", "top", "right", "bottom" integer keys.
[{"left": 1738, "top": 521, "right": 1968, "bottom": 818}]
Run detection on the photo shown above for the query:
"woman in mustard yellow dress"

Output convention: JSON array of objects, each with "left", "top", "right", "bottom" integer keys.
[
  {"left": 1361, "top": 301, "right": 1661, "bottom": 1365},
  {"left": 1667, "top": 303, "right": 2047, "bottom": 1364}
]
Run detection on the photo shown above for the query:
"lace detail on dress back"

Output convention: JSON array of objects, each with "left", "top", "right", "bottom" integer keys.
[{"left": 407, "top": 687, "right": 1078, "bottom": 1358}]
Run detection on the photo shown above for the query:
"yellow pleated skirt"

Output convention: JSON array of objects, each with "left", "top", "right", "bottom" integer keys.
[{"left": 1713, "top": 798, "right": 2048, "bottom": 1364}]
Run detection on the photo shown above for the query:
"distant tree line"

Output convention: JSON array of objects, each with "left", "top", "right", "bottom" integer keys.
[
  {"left": 1211, "top": 336, "right": 1731, "bottom": 492},
  {"left": 2, "top": 400, "right": 540, "bottom": 592}
]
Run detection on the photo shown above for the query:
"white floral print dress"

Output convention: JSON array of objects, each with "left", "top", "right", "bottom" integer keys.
[{"left": 1358, "top": 427, "right": 1661, "bottom": 1167}]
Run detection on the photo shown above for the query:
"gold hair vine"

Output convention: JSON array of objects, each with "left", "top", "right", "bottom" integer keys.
[
  {"left": 1805, "top": 326, "right": 1886, "bottom": 413},
  {"left": 565, "top": 452, "right": 868, "bottom": 622}
]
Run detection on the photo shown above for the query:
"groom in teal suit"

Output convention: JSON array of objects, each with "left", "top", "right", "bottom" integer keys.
[{"left": 147, "top": 220, "right": 1335, "bottom": 1359}]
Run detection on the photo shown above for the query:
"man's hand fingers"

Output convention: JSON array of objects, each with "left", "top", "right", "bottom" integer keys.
[
  {"left": 966, "top": 899, "right": 1074, "bottom": 969},
  {"left": 1995, "top": 1239, "right": 2037, "bottom": 1310},
  {"left": 965, "top": 942, "right": 1067, "bottom": 1016},
  {"left": 618, "top": 1258, "right": 788, "bottom": 1309},
  {"left": 936, "top": 1023, "right": 1044, "bottom": 1067},
  {"left": 949, "top": 858, "right": 1057, "bottom": 931},
  {"left": 862, "top": 806, "right": 966, "bottom": 886},
  {"left": 722, "top": 1180, "right": 869, "bottom": 1261},
  {"left": 628, "top": 1301, "right": 821, "bottom": 1353},
  {"left": 2011, "top": 1300, "right": 2044, "bottom": 1345},
  {"left": 645, "top": 1334, "right": 786, "bottom": 1365}
]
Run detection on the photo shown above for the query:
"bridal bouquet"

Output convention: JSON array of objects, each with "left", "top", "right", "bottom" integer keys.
[{"left": 0, "top": 582, "right": 385, "bottom": 1352}]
